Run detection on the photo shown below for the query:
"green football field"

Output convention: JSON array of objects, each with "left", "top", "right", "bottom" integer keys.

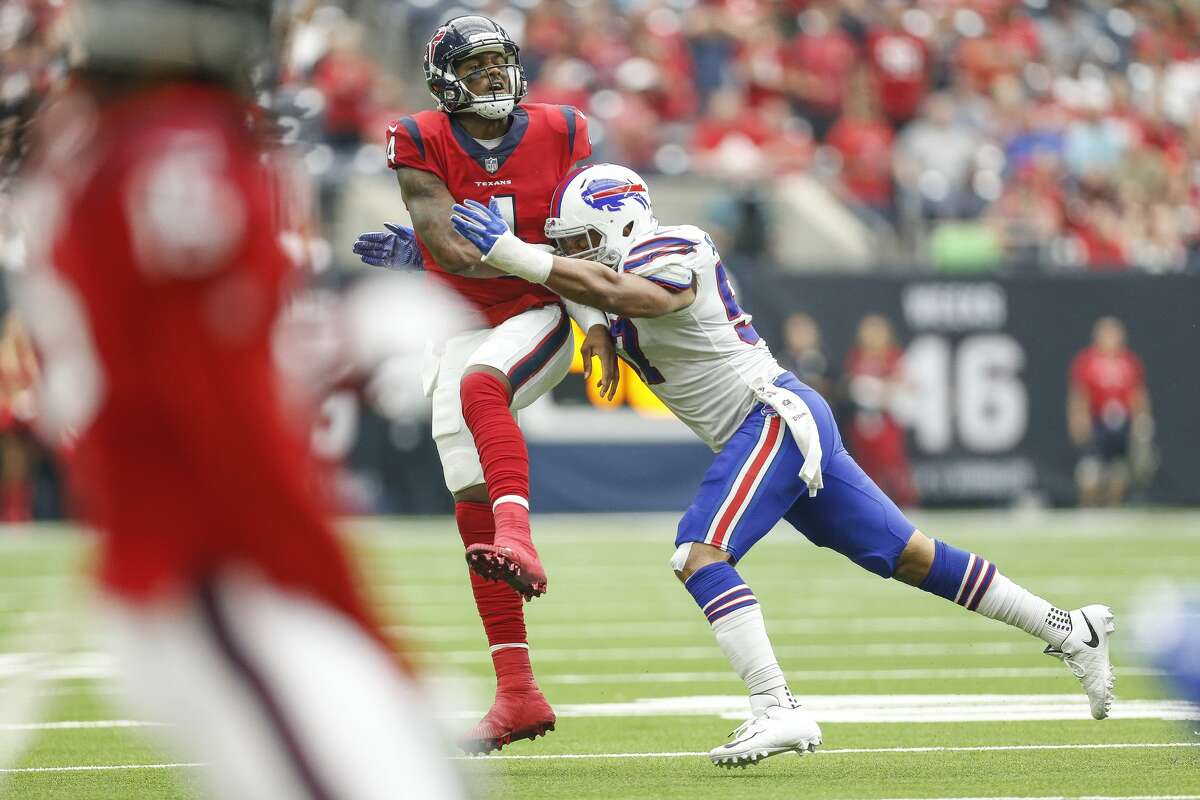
[{"left": 0, "top": 510, "right": 1197, "bottom": 799}]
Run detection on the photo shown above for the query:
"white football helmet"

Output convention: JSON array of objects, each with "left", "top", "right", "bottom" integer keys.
[{"left": 544, "top": 164, "right": 657, "bottom": 267}]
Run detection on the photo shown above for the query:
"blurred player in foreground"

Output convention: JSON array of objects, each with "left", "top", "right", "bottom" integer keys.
[
  {"left": 352, "top": 15, "right": 615, "bottom": 753},
  {"left": 14, "top": 0, "right": 464, "bottom": 796},
  {"left": 450, "top": 163, "right": 1116, "bottom": 768}
]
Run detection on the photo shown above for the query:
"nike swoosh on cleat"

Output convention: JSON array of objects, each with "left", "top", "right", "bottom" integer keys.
[
  {"left": 723, "top": 732, "right": 759, "bottom": 749},
  {"left": 1081, "top": 614, "right": 1101, "bottom": 648}
]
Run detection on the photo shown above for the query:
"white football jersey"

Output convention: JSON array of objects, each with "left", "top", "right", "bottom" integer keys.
[{"left": 612, "top": 224, "right": 784, "bottom": 451}]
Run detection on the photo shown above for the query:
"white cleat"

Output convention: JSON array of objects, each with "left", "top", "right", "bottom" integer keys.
[
  {"left": 708, "top": 704, "right": 822, "bottom": 768},
  {"left": 1044, "top": 604, "right": 1116, "bottom": 720}
]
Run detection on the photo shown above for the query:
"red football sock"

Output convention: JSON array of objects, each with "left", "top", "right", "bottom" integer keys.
[
  {"left": 460, "top": 371, "right": 532, "bottom": 533},
  {"left": 491, "top": 646, "right": 538, "bottom": 693},
  {"left": 456, "top": 501, "right": 530, "bottom": 686},
  {"left": 1, "top": 480, "right": 31, "bottom": 523}
]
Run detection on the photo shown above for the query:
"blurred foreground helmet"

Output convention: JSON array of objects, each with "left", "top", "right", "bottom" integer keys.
[
  {"left": 70, "top": 0, "right": 275, "bottom": 92},
  {"left": 423, "top": 15, "right": 527, "bottom": 120}
]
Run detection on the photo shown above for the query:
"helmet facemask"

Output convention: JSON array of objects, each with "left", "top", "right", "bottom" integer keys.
[
  {"left": 430, "top": 43, "right": 526, "bottom": 119},
  {"left": 546, "top": 224, "right": 619, "bottom": 267}
]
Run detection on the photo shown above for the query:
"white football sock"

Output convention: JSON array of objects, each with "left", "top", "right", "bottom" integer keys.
[
  {"left": 711, "top": 604, "right": 797, "bottom": 713},
  {"left": 973, "top": 572, "right": 1072, "bottom": 648}
]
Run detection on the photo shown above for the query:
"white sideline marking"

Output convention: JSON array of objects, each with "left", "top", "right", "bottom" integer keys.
[
  {"left": 444, "top": 694, "right": 1200, "bottom": 723},
  {"left": 0, "top": 652, "right": 113, "bottom": 681},
  {"left": 0, "top": 658, "right": 1166, "bottom": 684},
  {"left": 4, "top": 743, "right": 1195, "bottom": 774},
  {"left": 539, "top": 667, "right": 1165, "bottom": 685},
  {"left": 0, "top": 762, "right": 202, "bottom": 774},
  {"left": 0, "top": 720, "right": 163, "bottom": 731},
  {"left": 394, "top": 615, "right": 1000, "bottom": 641},
  {"left": 460, "top": 742, "right": 1200, "bottom": 761},
  {"left": 875, "top": 796, "right": 1200, "bottom": 800},
  {"left": 426, "top": 641, "right": 1028, "bottom": 664}
]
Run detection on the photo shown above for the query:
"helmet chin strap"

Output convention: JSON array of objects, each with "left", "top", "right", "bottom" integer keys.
[{"left": 469, "top": 97, "right": 515, "bottom": 120}]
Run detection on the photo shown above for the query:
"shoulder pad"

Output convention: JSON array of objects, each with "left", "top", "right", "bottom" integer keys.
[{"left": 621, "top": 227, "right": 710, "bottom": 293}]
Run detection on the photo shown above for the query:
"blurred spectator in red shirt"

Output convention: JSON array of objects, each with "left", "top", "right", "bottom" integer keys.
[
  {"left": 984, "top": 162, "right": 1066, "bottom": 264},
  {"left": 311, "top": 21, "right": 377, "bottom": 148},
  {"left": 844, "top": 314, "right": 918, "bottom": 508},
  {"left": 526, "top": 55, "right": 593, "bottom": 110},
  {"left": 864, "top": 0, "right": 932, "bottom": 126},
  {"left": 735, "top": 20, "right": 792, "bottom": 109},
  {"left": 694, "top": 89, "right": 814, "bottom": 180},
  {"left": 1067, "top": 196, "right": 1130, "bottom": 270},
  {"left": 784, "top": 1, "right": 859, "bottom": 140},
  {"left": 956, "top": 3, "right": 1040, "bottom": 94},
  {"left": 826, "top": 69, "right": 894, "bottom": 217},
  {"left": 693, "top": 88, "right": 773, "bottom": 170},
  {"left": 1068, "top": 316, "right": 1154, "bottom": 506}
]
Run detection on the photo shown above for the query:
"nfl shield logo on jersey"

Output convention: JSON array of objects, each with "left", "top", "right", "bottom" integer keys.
[{"left": 483, "top": 156, "right": 499, "bottom": 174}]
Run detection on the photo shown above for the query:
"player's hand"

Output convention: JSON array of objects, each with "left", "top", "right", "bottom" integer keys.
[
  {"left": 352, "top": 223, "right": 422, "bottom": 269},
  {"left": 450, "top": 198, "right": 509, "bottom": 256},
  {"left": 581, "top": 324, "right": 619, "bottom": 401}
]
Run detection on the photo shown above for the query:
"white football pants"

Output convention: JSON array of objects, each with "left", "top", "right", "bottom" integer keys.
[
  {"left": 101, "top": 571, "right": 467, "bottom": 800},
  {"left": 423, "top": 303, "right": 573, "bottom": 493}
]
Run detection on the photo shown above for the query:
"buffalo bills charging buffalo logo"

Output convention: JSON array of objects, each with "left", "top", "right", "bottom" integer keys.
[{"left": 581, "top": 178, "right": 650, "bottom": 212}]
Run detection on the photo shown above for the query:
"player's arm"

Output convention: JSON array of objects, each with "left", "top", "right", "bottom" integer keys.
[
  {"left": 1066, "top": 382, "right": 1092, "bottom": 447},
  {"left": 450, "top": 198, "right": 693, "bottom": 318},
  {"left": 396, "top": 167, "right": 503, "bottom": 278}
]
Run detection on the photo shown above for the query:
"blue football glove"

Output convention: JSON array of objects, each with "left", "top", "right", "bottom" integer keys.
[
  {"left": 450, "top": 198, "right": 510, "bottom": 256},
  {"left": 352, "top": 222, "right": 422, "bottom": 269}
]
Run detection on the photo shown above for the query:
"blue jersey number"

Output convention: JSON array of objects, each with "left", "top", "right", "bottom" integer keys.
[
  {"left": 715, "top": 262, "right": 761, "bottom": 345},
  {"left": 611, "top": 317, "right": 665, "bottom": 385}
]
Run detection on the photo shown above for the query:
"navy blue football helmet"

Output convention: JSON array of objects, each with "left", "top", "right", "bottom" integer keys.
[{"left": 423, "top": 15, "right": 527, "bottom": 120}]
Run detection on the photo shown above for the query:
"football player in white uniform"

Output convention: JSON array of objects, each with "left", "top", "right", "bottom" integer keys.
[{"left": 449, "top": 163, "right": 1116, "bottom": 768}]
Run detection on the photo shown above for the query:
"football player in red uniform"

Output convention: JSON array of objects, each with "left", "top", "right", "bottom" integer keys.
[
  {"left": 353, "top": 15, "right": 616, "bottom": 754},
  {"left": 1068, "top": 316, "right": 1154, "bottom": 506},
  {"left": 16, "top": 0, "right": 463, "bottom": 796}
]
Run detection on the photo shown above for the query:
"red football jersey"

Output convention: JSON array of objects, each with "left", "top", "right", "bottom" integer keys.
[
  {"left": 1070, "top": 347, "right": 1145, "bottom": 419},
  {"left": 386, "top": 103, "right": 590, "bottom": 326},
  {"left": 20, "top": 83, "right": 377, "bottom": 631}
]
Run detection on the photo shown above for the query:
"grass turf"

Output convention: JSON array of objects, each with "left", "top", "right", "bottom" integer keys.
[{"left": 1, "top": 510, "right": 1197, "bottom": 799}]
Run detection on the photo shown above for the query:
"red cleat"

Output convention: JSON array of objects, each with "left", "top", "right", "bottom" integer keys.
[
  {"left": 459, "top": 687, "right": 556, "bottom": 755},
  {"left": 465, "top": 538, "right": 548, "bottom": 601}
]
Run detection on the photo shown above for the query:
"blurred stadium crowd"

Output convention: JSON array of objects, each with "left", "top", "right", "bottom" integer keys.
[
  {"left": 322, "top": 0, "right": 1200, "bottom": 272},
  {"left": 4, "top": 0, "right": 1200, "bottom": 271}
]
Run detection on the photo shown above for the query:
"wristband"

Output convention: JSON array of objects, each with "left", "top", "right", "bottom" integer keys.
[{"left": 482, "top": 230, "right": 554, "bottom": 284}]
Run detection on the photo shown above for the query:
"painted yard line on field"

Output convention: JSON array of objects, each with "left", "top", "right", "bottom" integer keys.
[
  {"left": 0, "top": 762, "right": 202, "bottom": 774},
  {"left": 0, "top": 720, "right": 164, "bottom": 731},
  {"left": 19, "top": 696, "right": 1198, "bottom": 733},
  {"left": 372, "top": 575, "right": 1116, "bottom": 594},
  {"left": 351, "top": 509, "right": 1200, "bottom": 541},
  {"left": 4, "top": 742, "right": 1196, "bottom": 775},
  {"left": 1, "top": 659, "right": 1165, "bottom": 684},
  {"left": 394, "top": 615, "right": 1027, "bottom": 641},
  {"left": 461, "top": 742, "right": 1200, "bottom": 761},
  {"left": 539, "top": 667, "right": 1165, "bottom": 684},
  {"left": 421, "top": 641, "right": 1028, "bottom": 664},
  {"left": 441, "top": 694, "right": 1199, "bottom": 723},
  {"left": 0, "top": 652, "right": 112, "bottom": 681},
  {"left": 874, "top": 796, "right": 1200, "bottom": 800}
]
